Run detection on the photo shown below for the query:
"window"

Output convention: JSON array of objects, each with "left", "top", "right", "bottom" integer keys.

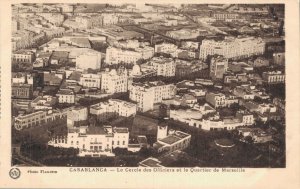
[{"left": 123, "top": 141, "right": 125, "bottom": 145}]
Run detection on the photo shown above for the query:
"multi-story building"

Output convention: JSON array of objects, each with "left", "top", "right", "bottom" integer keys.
[
  {"left": 106, "top": 47, "right": 142, "bottom": 65},
  {"left": 12, "top": 51, "right": 35, "bottom": 63},
  {"left": 79, "top": 74, "right": 101, "bottom": 88},
  {"left": 43, "top": 71, "right": 64, "bottom": 86},
  {"left": 37, "top": 13, "right": 65, "bottom": 26},
  {"left": 48, "top": 126, "right": 129, "bottom": 155},
  {"left": 105, "top": 46, "right": 154, "bottom": 65},
  {"left": 108, "top": 99, "right": 137, "bottom": 117},
  {"left": 154, "top": 43, "right": 178, "bottom": 57},
  {"left": 146, "top": 57, "right": 176, "bottom": 77},
  {"left": 199, "top": 36, "right": 265, "bottom": 60},
  {"left": 56, "top": 89, "right": 75, "bottom": 104},
  {"left": 67, "top": 106, "right": 88, "bottom": 128},
  {"left": 233, "top": 86, "right": 255, "bottom": 100},
  {"left": 129, "top": 81, "right": 176, "bottom": 112},
  {"left": 213, "top": 12, "right": 239, "bottom": 21},
  {"left": 12, "top": 83, "right": 32, "bottom": 99},
  {"left": 236, "top": 110, "right": 255, "bottom": 126},
  {"left": 101, "top": 68, "right": 128, "bottom": 94},
  {"left": 175, "top": 59, "right": 208, "bottom": 78},
  {"left": 76, "top": 51, "right": 101, "bottom": 70},
  {"left": 90, "top": 99, "right": 137, "bottom": 122},
  {"left": 205, "top": 92, "right": 226, "bottom": 108},
  {"left": 205, "top": 92, "right": 238, "bottom": 108},
  {"left": 14, "top": 111, "right": 47, "bottom": 130},
  {"left": 262, "top": 71, "right": 285, "bottom": 84},
  {"left": 210, "top": 56, "right": 228, "bottom": 79},
  {"left": 102, "top": 13, "right": 119, "bottom": 26},
  {"left": 12, "top": 73, "right": 26, "bottom": 84}
]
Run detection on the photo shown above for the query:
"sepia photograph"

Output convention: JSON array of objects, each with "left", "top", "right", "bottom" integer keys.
[{"left": 10, "top": 3, "right": 286, "bottom": 169}]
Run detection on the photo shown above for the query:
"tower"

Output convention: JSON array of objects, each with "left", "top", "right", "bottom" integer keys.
[{"left": 157, "top": 125, "right": 168, "bottom": 140}]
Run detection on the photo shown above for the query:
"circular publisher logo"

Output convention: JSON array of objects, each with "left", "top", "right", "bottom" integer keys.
[{"left": 9, "top": 168, "right": 21, "bottom": 179}]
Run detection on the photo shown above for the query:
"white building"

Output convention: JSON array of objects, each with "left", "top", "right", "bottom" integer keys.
[
  {"left": 31, "top": 95, "right": 57, "bottom": 111},
  {"left": 205, "top": 92, "right": 239, "bottom": 108},
  {"left": 166, "top": 29, "right": 204, "bottom": 40},
  {"left": 101, "top": 68, "right": 128, "bottom": 94},
  {"left": 79, "top": 74, "right": 101, "bottom": 88},
  {"left": 210, "top": 56, "right": 228, "bottom": 79},
  {"left": 12, "top": 51, "right": 35, "bottom": 63},
  {"left": 154, "top": 43, "right": 178, "bottom": 57},
  {"left": 90, "top": 99, "right": 137, "bottom": 122},
  {"left": 48, "top": 126, "right": 129, "bottom": 156},
  {"left": 257, "top": 103, "right": 277, "bottom": 114},
  {"left": 102, "top": 13, "right": 119, "bottom": 26},
  {"left": 157, "top": 125, "right": 168, "bottom": 140},
  {"left": 76, "top": 51, "right": 101, "bottom": 70},
  {"left": 129, "top": 81, "right": 176, "bottom": 112},
  {"left": 14, "top": 111, "right": 47, "bottom": 130},
  {"left": 262, "top": 71, "right": 285, "bottom": 84},
  {"left": 154, "top": 130, "right": 191, "bottom": 153},
  {"left": 105, "top": 46, "right": 154, "bottom": 65},
  {"left": 200, "top": 36, "right": 265, "bottom": 60},
  {"left": 67, "top": 106, "right": 88, "bottom": 128},
  {"left": 56, "top": 89, "right": 75, "bottom": 104},
  {"left": 37, "top": 13, "right": 64, "bottom": 26},
  {"left": 146, "top": 57, "right": 176, "bottom": 77}
]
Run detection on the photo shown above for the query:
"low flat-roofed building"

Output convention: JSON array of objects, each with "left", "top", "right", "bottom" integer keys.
[
  {"left": 154, "top": 130, "right": 191, "bottom": 153},
  {"left": 139, "top": 157, "right": 164, "bottom": 167},
  {"left": 31, "top": 95, "right": 57, "bottom": 111}
]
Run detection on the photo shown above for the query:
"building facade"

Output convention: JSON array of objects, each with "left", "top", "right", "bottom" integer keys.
[
  {"left": 200, "top": 36, "right": 265, "bottom": 60},
  {"left": 56, "top": 89, "right": 75, "bottom": 104},
  {"left": 90, "top": 99, "right": 137, "bottom": 122},
  {"left": 101, "top": 68, "right": 128, "bottom": 94},
  {"left": 79, "top": 74, "right": 101, "bottom": 88},
  {"left": 262, "top": 71, "right": 285, "bottom": 84},
  {"left": 129, "top": 81, "right": 176, "bottom": 112},
  {"left": 210, "top": 56, "right": 228, "bottom": 79},
  {"left": 14, "top": 111, "right": 47, "bottom": 130},
  {"left": 76, "top": 51, "right": 101, "bottom": 70},
  {"left": 147, "top": 57, "right": 176, "bottom": 77}
]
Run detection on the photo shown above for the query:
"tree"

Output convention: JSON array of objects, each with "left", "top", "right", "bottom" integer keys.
[{"left": 245, "top": 136, "right": 254, "bottom": 144}]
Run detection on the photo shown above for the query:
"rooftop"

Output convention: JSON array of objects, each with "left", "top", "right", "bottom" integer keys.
[
  {"left": 86, "top": 126, "right": 107, "bottom": 135},
  {"left": 114, "top": 127, "right": 129, "bottom": 133},
  {"left": 159, "top": 131, "right": 190, "bottom": 145},
  {"left": 139, "top": 157, "right": 163, "bottom": 167}
]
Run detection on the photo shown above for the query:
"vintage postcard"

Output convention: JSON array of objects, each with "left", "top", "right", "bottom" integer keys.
[{"left": 0, "top": 0, "right": 299, "bottom": 188}]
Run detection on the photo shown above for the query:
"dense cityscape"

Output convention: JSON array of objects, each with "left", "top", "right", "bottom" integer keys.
[{"left": 11, "top": 3, "right": 285, "bottom": 167}]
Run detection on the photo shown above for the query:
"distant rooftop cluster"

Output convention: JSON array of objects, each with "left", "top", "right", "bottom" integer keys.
[{"left": 11, "top": 3, "right": 285, "bottom": 168}]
